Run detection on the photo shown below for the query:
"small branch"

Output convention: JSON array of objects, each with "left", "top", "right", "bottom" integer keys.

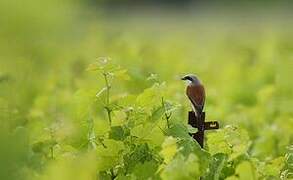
[
  {"left": 49, "top": 128, "right": 55, "bottom": 159},
  {"left": 103, "top": 72, "right": 111, "bottom": 105},
  {"left": 96, "top": 137, "right": 107, "bottom": 148},
  {"left": 110, "top": 168, "right": 116, "bottom": 180},
  {"left": 161, "top": 97, "right": 171, "bottom": 128},
  {"left": 157, "top": 124, "right": 168, "bottom": 135},
  {"left": 87, "top": 115, "right": 98, "bottom": 150},
  {"left": 50, "top": 146, "right": 54, "bottom": 159},
  {"left": 103, "top": 72, "right": 112, "bottom": 126},
  {"left": 105, "top": 107, "right": 112, "bottom": 126}
]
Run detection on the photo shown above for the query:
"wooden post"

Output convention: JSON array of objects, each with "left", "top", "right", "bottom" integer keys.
[{"left": 188, "top": 111, "right": 219, "bottom": 148}]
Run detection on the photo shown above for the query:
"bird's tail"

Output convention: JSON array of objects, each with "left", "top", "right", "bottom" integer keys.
[{"left": 191, "top": 104, "right": 203, "bottom": 118}]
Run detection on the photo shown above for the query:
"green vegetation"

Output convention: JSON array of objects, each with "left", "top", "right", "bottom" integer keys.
[{"left": 0, "top": 1, "right": 293, "bottom": 179}]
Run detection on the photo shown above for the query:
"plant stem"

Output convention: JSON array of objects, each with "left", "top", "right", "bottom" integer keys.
[
  {"left": 110, "top": 168, "right": 116, "bottom": 180},
  {"left": 106, "top": 108, "right": 112, "bottom": 126},
  {"left": 50, "top": 146, "right": 54, "bottom": 159},
  {"left": 161, "top": 97, "right": 171, "bottom": 128},
  {"left": 49, "top": 128, "right": 55, "bottom": 159},
  {"left": 87, "top": 116, "right": 97, "bottom": 150},
  {"left": 103, "top": 72, "right": 112, "bottom": 126},
  {"left": 103, "top": 73, "right": 110, "bottom": 105}
]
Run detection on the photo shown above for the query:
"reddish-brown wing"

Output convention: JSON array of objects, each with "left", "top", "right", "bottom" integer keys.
[{"left": 186, "top": 84, "right": 205, "bottom": 112}]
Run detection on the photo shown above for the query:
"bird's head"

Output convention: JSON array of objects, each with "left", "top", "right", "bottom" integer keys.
[{"left": 181, "top": 74, "right": 201, "bottom": 84}]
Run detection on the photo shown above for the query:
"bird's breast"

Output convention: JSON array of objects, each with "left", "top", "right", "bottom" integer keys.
[{"left": 186, "top": 84, "right": 205, "bottom": 107}]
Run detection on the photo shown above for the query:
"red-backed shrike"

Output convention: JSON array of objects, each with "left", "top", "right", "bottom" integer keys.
[{"left": 181, "top": 74, "right": 205, "bottom": 117}]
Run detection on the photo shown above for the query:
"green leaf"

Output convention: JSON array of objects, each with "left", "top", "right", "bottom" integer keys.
[
  {"left": 147, "top": 73, "right": 159, "bottom": 82},
  {"left": 187, "top": 124, "right": 197, "bottom": 134},
  {"left": 97, "top": 171, "right": 112, "bottom": 180},
  {"left": 160, "top": 154, "right": 201, "bottom": 180},
  {"left": 87, "top": 57, "right": 121, "bottom": 73},
  {"left": 32, "top": 139, "right": 57, "bottom": 155},
  {"left": 166, "top": 123, "right": 210, "bottom": 175},
  {"left": 263, "top": 157, "right": 285, "bottom": 177},
  {"left": 86, "top": 62, "right": 101, "bottom": 71},
  {"left": 123, "top": 143, "right": 157, "bottom": 174},
  {"left": 167, "top": 123, "right": 190, "bottom": 139},
  {"left": 96, "top": 139, "right": 124, "bottom": 171},
  {"left": 114, "top": 69, "right": 130, "bottom": 80},
  {"left": 132, "top": 160, "right": 159, "bottom": 179},
  {"left": 207, "top": 125, "right": 250, "bottom": 160},
  {"left": 160, "top": 136, "right": 178, "bottom": 164},
  {"left": 234, "top": 161, "right": 259, "bottom": 180},
  {"left": 115, "top": 175, "right": 130, "bottom": 180},
  {"left": 73, "top": 89, "right": 96, "bottom": 121},
  {"left": 130, "top": 122, "right": 152, "bottom": 137},
  {"left": 204, "top": 153, "right": 228, "bottom": 180},
  {"left": 149, "top": 106, "right": 164, "bottom": 122},
  {"left": 281, "top": 145, "right": 293, "bottom": 179},
  {"left": 109, "top": 126, "right": 130, "bottom": 141},
  {"left": 86, "top": 57, "right": 108, "bottom": 72},
  {"left": 115, "top": 94, "right": 136, "bottom": 108},
  {"left": 136, "top": 83, "right": 165, "bottom": 114},
  {"left": 162, "top": 100, "right": 181, "bottom": 115}
]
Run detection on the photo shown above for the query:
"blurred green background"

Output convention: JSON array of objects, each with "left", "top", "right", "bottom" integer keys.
[{"left": 0, "top": 0, "right": 293, "bottom": 179}]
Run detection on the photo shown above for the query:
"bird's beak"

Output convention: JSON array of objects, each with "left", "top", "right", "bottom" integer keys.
[{"left": 181, "top": 77, "right": 186, "bottom": 80}]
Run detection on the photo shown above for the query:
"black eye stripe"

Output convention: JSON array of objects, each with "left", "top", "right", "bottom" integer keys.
[{"left": 186, "top": 77, "right": 193, "bottom": 81}]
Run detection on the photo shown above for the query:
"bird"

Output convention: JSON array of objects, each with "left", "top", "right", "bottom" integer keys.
[{"left": 181, "top": 74, "right": 206, "bottom": 117}]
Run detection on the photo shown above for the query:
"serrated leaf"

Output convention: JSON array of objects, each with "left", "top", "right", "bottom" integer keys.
[
  {"left": 86, "top": 62, "right": 101, "bottom": 71},
  {"left": 136, "top": 83, "right": 166, "bottom": 114},
  {"left": 87, "top": 57, "right": 121, "bottom": 73},
  {"left": 132, "top": 160, "right": 159, "bottom": 179},
  {"left": 114, "top": 69, "right": 130, "bottom": 80},
  {"left": 160, "top": 136, "right": 178, "bottom": 164},
  {"left": 207, "top": 125, "right": 250, "bottom": 160},
  {"left": 96, "top": 139, "right": 124, "bottom": 171},
  {"left": 147, "top": 73, "right": 159, "bottom": 82},
  {"left": 107, "top": 102, "right": 124, "bottom": 112},
  {"left": 281, "top": 145, "right": 293, "bottom": 179},
  {"left": 115, "top": 94, "right": 136, "bottom": 108},
  {"left": 160, "top": 154, "right": 200, "bottom": 180},
  {"left": 123, "top": 143, "right": 156, "bottom": 174},
  {"left": 109, "top": 126, "right": 130, "bottom": 141},
  {"left": 207, "top": 129, "right": 231, "bottom": 155},
  {"left": 235, "top": 161, "right": 259, "bottom": 180},
  {"left": 149, "top": 106, "right": 164, "bottom": 122},
  {"left": 204, "top": 153, "right": 228, "bottom": 180},
  {"left": 73, "top": 89, "right": 96, "bottom": 121},
  {"left": 167, "top": 123, "right": 190, "bottom": 139},
  {"left": 163, "top": 100, "right": 180, "bottom": 114},
  {"left": 136, "top": 87, "right": 160, "bottom": 110},
  {"left": 32, "top": 139, "right": 57, "bottom": 154},
  {"left": 97, "top": 171, "right": 112, "bottom": 180},
  {"left": 263, "top": 157, "right": 285, "bottom": 177}
]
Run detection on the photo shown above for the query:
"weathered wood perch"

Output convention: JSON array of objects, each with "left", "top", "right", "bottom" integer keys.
[{"left": 188, "top": 111, "right": 219, "bottom": 148}]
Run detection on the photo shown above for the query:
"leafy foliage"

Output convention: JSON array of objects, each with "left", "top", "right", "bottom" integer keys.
[{"left": 1, "top": 5, "right": 293, "bottom": 179}]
